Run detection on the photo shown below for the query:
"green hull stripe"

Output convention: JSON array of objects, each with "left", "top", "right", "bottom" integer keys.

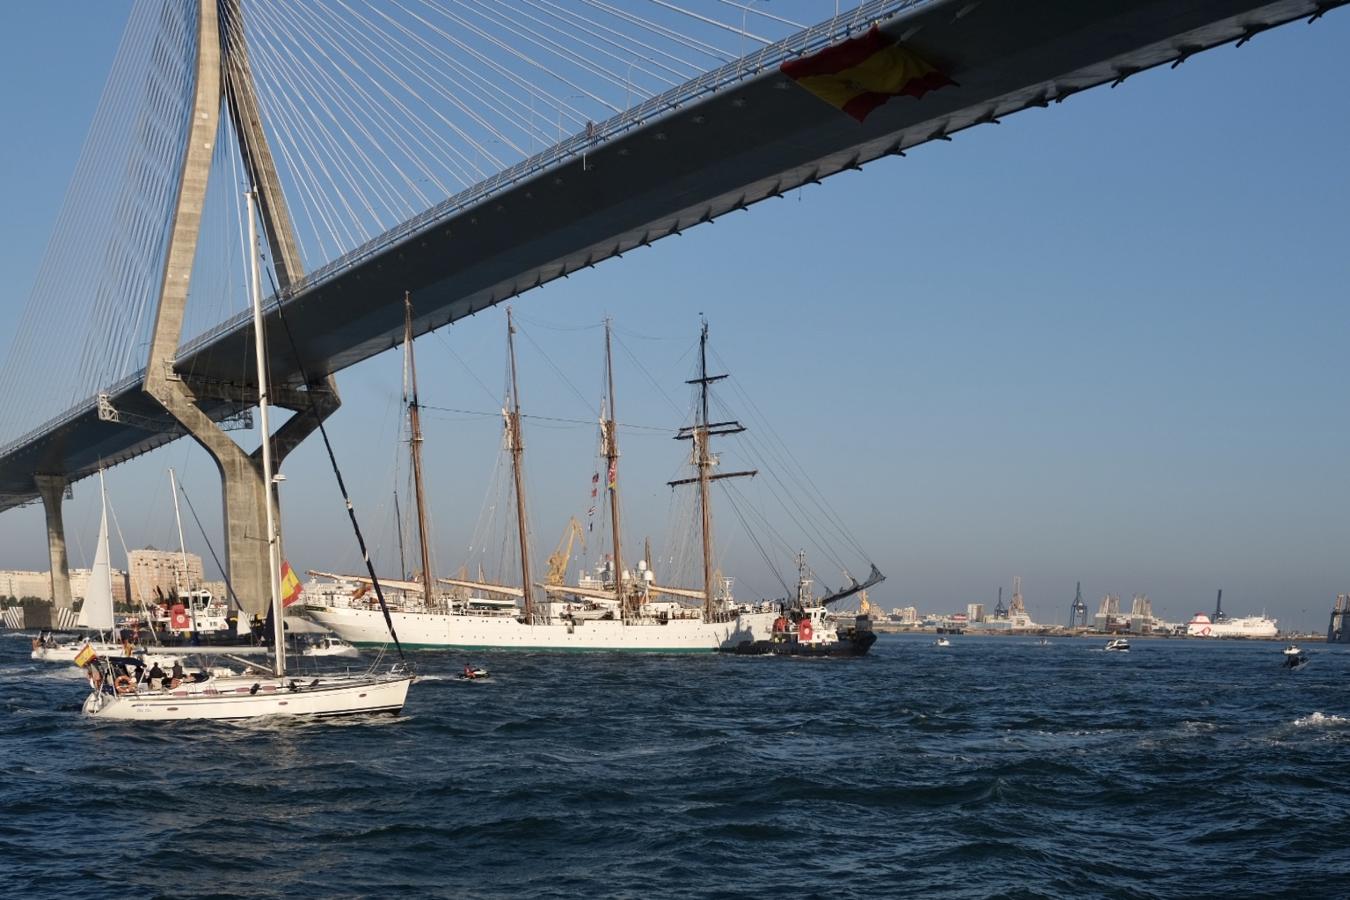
[{"left": 351, "top": 641, "right": 715, "bottom": 654}]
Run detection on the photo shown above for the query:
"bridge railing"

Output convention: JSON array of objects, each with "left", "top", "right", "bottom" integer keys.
[{"left": 2, "top": 0, "right": 932, "bottom": 461}]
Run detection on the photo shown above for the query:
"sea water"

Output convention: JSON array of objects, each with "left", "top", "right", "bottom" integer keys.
[{"left": 2, "top": 633, "right": 1348, "bottom": 898}]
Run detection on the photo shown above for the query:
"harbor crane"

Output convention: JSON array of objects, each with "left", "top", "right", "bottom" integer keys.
[{"left": 545, "top": 517, "right": 586, "bottom": 586}]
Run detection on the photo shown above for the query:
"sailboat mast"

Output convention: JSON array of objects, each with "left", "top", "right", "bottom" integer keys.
[
  {"left": 603, "top": 319, "right": 625, "bottom": 615},
  {"left": 696, "top": 323, "right": 715, "bottom": 621},
  {"left": 247, "top": 189, "right": 285, "bottom": 678},
  {"left": 403, "top": 292, "right": 436, "bottom": 611},
  {"left": 505, "top": 308, "right": 535, "bottom": 623},
  {"left": 98, "top": 472, "right": 112, "bottom": 612}
]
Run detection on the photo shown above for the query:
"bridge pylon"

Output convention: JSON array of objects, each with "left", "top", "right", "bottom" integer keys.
[
  {"left": 34, "top": 475, "right": 72, "bottom": 618},
  {"left": 141, "top": 0, "right": 338, "bottom": 617}
]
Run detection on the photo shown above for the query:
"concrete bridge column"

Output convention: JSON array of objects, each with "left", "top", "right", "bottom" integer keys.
[{"left": 34, "top": 475, "right": 72, "bottom": 610}]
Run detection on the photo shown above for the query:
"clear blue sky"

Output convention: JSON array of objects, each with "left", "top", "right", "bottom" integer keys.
[{"left": 1, "top": 3, "right": 1347, "bottom": 630}]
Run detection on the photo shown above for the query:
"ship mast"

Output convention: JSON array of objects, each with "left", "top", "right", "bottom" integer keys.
[
  {"left": 601, "top": 319, "right": 625, "bottom": 616},
  {"left": 504, "top": 308, "right": 535, "bottom": 623},
  {"left": 669, "top": 321, "right": 754, "bottom": 622},
  {"left": 403, "top": 292, "right": 436, "bottom": 611}
]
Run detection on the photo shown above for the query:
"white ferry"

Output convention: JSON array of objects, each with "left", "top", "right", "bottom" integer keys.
[{"left": 1185, "top": 613, "right": 1278, "bottom": 639}]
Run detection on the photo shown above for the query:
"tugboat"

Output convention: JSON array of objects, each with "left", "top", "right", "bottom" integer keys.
[{"left": 724, "top": 552, "right": 878, "bottom": 658}]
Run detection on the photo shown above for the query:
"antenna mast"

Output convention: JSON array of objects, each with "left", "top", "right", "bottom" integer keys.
[
  {"left": 404, "top": 293, "right": 436, "bottom": 611},
  {"left": 505, "top": 309, "right": 535, "bottom": 624}
]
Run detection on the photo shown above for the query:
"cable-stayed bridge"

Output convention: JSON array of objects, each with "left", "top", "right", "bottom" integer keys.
[{"left": 0, "top": 0, "right": 1341, "bottom": 615}]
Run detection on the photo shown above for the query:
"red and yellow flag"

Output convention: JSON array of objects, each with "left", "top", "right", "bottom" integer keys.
[
  {"left": 780, "top": 25, "right": 953, "bottom": 123},
  {"left": 280, "top": 561, "right": 303, "bottom": 607},
  {"left": 73, "top": 643, "right": 97, "bottom": 668}
]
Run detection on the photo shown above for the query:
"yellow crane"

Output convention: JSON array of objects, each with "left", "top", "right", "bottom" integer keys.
[{"left": 545, "top": 517, "right": 586, "bottom": 585}]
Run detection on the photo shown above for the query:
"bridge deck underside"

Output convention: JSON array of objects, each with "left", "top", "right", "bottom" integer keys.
[{"left": 0, "top": 0, "right": 1334, "bottom": 508}]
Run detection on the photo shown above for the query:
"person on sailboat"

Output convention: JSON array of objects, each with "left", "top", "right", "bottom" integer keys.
[{"left": 147, "top": 662, "right": 167, "bottom": 691}]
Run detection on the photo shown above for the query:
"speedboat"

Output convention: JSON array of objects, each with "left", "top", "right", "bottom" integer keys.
[
  {"left": 1282, "top": 643, "right": 1302, "bottom": 657},
  {"left": 934, "top": 638, "right": 950, "bottom": 647},
  {"left": 302, "top": 636, "right": 360, "bottom": 658},
  {"left": 30, "top": 633, "right": 138, "bottom": 663},
  {"left": 1105, "top": 638, "right": 1130, "bottom": 652}
]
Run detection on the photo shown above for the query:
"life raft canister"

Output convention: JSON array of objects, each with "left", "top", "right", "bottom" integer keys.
[
  {"left": 170, "top": 604, "right": 190, "bottom": 630},
  {"left": 773, "top": 615, "right": 789, "bottom": 633},
  {"left": 799, "top": 619, "right": 814, "bottom": 641}
]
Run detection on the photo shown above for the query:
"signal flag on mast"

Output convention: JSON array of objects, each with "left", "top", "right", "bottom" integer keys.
[{"left": 280, "top": 561, "right": 303, "bottom": 607}]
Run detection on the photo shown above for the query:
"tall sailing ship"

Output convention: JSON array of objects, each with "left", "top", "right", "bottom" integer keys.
[{"left": 305, "top": 314, "right": 881, "bottom": 652}]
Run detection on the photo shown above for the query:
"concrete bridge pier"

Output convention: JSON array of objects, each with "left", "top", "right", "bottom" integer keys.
[{"left": 33, "top": 474, "right": 72, "bottom": 612}]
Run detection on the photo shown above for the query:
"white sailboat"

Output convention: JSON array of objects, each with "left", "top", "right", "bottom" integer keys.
[
  {"left": 82, "top": 188, "right": 412, "bottom": 720},
  {"left": 31, "top": 470, "right": 133, "bottom": 663}
]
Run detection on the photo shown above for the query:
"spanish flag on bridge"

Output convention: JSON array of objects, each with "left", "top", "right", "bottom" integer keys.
[
  {"left": 780, "top": 25, "right": 953, "bottom": 123},
  {"left": 280, "top": 561, "right": 303, "bottom": 607}
]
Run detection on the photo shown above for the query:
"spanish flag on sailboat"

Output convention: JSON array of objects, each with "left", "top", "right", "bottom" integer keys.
[
  {"left": 780, "top": 25, "right": 953, "bottom": 123},
  {"left": 280, "top": 561, "right": 303, "bottom": 607}
]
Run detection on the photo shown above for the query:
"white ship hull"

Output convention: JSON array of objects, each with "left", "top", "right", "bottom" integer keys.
[
  {"left": 82, "top": 673, "right": 412, "bottom": 720},
  {"left": 304, "top": 604, "right": 777, "bottom": 652},
  {"left": 1186, "top": 614, "right": 1278, "bottom": 638}
]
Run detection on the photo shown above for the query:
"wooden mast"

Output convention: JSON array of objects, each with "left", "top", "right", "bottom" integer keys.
[
  {"left": 694, "top": 322, "right": 715, "bottom": 620},
  {"left": 403, "top": 292, "right": 436, "bottom": 611},
  {"left": 669, "top": 321, "right": 755, "bottom": 622},
  {"left": 602, "top": 318, "right": 625, "bottom": 617},
  {"left": 505, "top": 309, "right": 536, "bottom": 623}
]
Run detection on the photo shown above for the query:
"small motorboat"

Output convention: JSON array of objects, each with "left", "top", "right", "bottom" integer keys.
[
  {"left": 1105, "top": 638, "right": 1130, "bottom": 652},
  {"left": 1282, "top": 645, "right": 1308, "bottom": 669},
  {"left": 933, "top": 638, "right": 950, "bottom": 647},
  {"left": 1037, "top": 638, "right": 1050, "bottom": 647},
  {"left": 1282, "top": 643, "right": 1302, "bottom": 657},
  {"left": 457, "top": 666, "right": 490, "bottom": 681},
  {"left": 302, "top": 636, "right": 361, "bottom": 658}
]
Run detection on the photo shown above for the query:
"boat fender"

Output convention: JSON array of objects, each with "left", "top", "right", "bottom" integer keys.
[
  {"left": 249, "top": 683, "right": 260, "bottom": 695},
  {"left": 114, "top": 674, "right": 135, "bottom": 695},
  {"left": 799, "top": 620, "right": 813, "bottom": 641}
]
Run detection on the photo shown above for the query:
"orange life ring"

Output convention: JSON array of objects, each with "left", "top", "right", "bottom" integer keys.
[
  {"left": 799, "top": 620, "right": 814, "bottom": 641},
  {"left": 114, "top": 674, "right": 135, "bottom": 695}
]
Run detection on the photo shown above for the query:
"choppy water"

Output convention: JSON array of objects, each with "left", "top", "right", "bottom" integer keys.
[{"left": 2, "top": 633, "right": 1348, "bottom": 899}]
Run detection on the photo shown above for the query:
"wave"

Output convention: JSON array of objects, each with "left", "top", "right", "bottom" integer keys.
[{"left": 1292, "top": 712, "right": 1349, "bottom": 728}]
